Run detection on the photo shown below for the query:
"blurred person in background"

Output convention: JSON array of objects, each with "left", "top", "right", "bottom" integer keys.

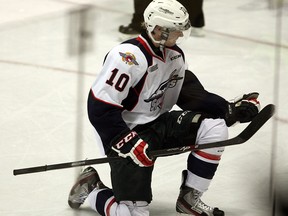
[
  {"left": 119, "top": 0, "right": 205, "bottom": 37},
  {"left": 180, "top": 0, "right": 205, "bottom": 37},
  {"left": 119, "top": 0, "right": 150, "bottom": 34}
]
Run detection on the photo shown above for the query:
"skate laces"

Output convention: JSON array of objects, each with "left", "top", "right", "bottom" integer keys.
[
  {"left": 71, "top": 183, "right": 90, "bottom": 204},
  {"left": 195, "top": 199, "right": 214, "bottom": 211},
  {"left": 192, "top": 190, "right": 214, "bottom": 212},
  {"left": 192, "top": 190, "right": 202, "bottom": 201}
]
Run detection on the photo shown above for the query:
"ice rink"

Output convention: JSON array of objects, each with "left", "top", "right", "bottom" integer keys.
[{"left": 1, "top": 0, "right": 287, "bottom": 215}]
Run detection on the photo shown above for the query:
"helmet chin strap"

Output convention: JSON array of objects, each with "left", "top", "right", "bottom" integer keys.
[
  {"left": 159, "top": 28, "right": 169, "bottom": 51},
  {"left": 148, "top": 28, "right": 170, "bottom": 52}
]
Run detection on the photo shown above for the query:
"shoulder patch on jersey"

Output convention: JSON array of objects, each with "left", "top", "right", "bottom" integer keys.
[
  {"left": 170, "top": 54, "right": 181, "bottom": 61},
  {"left": 148, "top": 64, "right": 158, "bottom": 73},
  {"left": 119, "top": 52, "right": 139, "bottom": 66}
]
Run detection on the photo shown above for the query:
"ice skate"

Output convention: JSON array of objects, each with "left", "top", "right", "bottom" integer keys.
[
  {"left": 68, "top": 167, "right": 106, "bottom": 209},
  {"left": 119, "top": 24, "right": 141, "bottom": 35},
  {"left": 176, "top": 170, "right": 224, "bottom": 216},
  {"left": 117, "top": 24, "right": 140, "bottom": 42}
]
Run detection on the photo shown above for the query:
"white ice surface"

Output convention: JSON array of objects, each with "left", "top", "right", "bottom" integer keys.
[{"left": 0, "top": 0, "right": 287, "bottom": 215}]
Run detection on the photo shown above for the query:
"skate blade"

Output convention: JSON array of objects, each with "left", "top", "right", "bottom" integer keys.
[{"left": 176, "top": 212, "right": 197, "bottom": 216}]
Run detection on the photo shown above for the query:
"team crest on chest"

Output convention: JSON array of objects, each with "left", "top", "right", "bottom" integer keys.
[
  {"left": 144, "top": 69, "right": 183, "bottom": 111},
  {"left": 119, "top": 52, "right": 139, "bottom": 66}
]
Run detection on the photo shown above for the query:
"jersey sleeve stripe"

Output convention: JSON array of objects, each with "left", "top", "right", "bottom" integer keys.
[{"left": 90, "top": 89, "right": 123, "bottom": 109}]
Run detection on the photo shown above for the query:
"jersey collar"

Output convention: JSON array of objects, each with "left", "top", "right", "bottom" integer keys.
[{"left": 137, "top": 32, "right": 166, "bottom": 62}]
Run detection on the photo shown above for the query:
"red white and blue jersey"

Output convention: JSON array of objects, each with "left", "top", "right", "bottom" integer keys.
[
  {"left": 88, "top": 32, "right": 228, "bottom": 153},
  {"left": 91, "top": 34, "right": 186, "bottom": 128}
]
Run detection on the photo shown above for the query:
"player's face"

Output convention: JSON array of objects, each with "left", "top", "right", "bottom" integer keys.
[
  {"left": 164, "top": 30, "right": 184, "bottom": 47},
  {"left": 150, "top": 26, "right": 190, "bottom": 47}
]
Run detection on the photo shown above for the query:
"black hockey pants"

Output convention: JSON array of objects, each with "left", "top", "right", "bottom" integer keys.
[{"left": 108, "top": 110, "right": 201, "bottom": 203}]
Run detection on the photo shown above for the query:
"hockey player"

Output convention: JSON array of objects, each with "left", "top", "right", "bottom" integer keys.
[{"left": 68, "top": 0, "right": 260, "bottom": 215}]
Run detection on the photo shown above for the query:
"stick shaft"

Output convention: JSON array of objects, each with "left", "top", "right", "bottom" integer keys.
[
  {"left": 13, "top": 104, "right": 274, "bottom": 176},
  {"left": 13, "top": 157, "right": 118, "bottom": 175}
]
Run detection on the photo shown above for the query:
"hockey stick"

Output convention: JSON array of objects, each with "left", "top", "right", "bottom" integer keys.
[{"left": 13, "top": 104, "right": 275, "bottom": 176}]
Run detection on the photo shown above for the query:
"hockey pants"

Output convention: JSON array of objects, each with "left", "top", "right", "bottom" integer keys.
[{"left": 87, "top": 118, "right": 228, "bottom": 216}]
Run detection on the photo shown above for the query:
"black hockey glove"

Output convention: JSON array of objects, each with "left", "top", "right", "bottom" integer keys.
[
  {"left": 111, "top": 130, "right": 154, "bottom": 167},
  {"left": 225, "top": 92, "right": 260, "bottom": 127}
]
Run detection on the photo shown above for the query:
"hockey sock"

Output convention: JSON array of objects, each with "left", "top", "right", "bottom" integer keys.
[{"left": 88, "top": 188, "right": 115, "bottom": 215}]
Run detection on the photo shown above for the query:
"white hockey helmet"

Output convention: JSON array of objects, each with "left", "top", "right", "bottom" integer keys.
[{"left": 144, "top": 0, "right": 191, "bottom": 33}]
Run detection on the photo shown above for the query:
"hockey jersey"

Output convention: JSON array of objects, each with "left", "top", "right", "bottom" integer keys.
[{"left": 88, "top": 32, "right": 228, "bottom": 153}]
